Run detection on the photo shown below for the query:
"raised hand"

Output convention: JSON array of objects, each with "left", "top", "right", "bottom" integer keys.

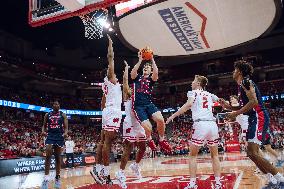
[
  {"left": 124, "top": 60, "right": 129, "bottom": 69},
  {"left": 166, "top": 116, "right": 174, "bottom": 124}
]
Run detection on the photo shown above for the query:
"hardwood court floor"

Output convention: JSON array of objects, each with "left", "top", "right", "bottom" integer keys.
[{"left": 1, "top": 152, "right": 283, "bottom": 189}]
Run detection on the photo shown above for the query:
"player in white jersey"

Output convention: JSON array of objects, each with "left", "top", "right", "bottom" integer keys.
[
  {"left": 166, "top": 75, "right": 222, "bottom": 189},
  {"left": 115, "top": 61, "right": 147, "bottom": 189},
  {"left": 90, "top": 35, "right": 122, "bottom": 185},
  {"left": 230, "top": 95, "right": 249, "bottom": 140}
]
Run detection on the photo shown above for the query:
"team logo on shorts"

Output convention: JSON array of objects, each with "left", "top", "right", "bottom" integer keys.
[{"left": 113, "top": 118, "right": 120, "bottom": 123}]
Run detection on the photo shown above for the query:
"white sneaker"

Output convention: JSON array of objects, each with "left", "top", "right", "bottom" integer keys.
[
  {"left": 184, "top": 183, "right": 198, "bottom": 189},
  {"left": 214, "top": 182, "right": 222, "bottom": 189},
  {"left": 267, "top": 173, "right": 278, "bottom": 185},
  {"left": 115, "top": 170, "right": 127, "bottom": 189},
  {"left": 129, "top": 163, "right": 142, "bottom": 179}
]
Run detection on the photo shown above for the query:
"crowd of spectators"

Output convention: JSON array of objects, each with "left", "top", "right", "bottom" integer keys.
[
  {"left": 1, "top": 77, "right": 284, "bottom": 160},
  {"left": 0, "top": 85, "right": 102, "bottom": 110}
]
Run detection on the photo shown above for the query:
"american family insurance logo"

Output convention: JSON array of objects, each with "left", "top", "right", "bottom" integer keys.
[{"left": 158, "top": 2, "right": 210, "bottom": 52}]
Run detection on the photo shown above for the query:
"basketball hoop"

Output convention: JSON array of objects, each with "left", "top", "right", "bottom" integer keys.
[{"left": 79, "top": 8, "right": 108, "bottom": 39}]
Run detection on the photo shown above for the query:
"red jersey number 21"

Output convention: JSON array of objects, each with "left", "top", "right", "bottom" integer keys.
[{"left": 202, "top": 97, "right": 208, "bottom": 109}]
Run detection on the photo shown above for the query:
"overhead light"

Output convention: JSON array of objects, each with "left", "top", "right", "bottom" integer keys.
[
  {"left": 109, "top": 28, "right": 114, "bottom": 32},
  {"left": 32, "top": 62, "right": 35, "bottom": 65},
  {"left": 85, "top": 76, "right": 87, "bottom": 79},
  {"left": 81, "top": 73, "right": 84, "bottom": 76},
  {"left": 99, "top": 57, "right": 101, "bottom": 59}
]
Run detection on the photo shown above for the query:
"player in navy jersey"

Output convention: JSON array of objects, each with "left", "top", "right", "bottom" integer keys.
[
  {"left": 130, "top": 51, "right": 171, "bottom": 151},
  {"left": 220, "top": 60, "right": 284, "bottom": 187},
  {"left": 41, "top": 101, "right": 68, "bottom": 189}
]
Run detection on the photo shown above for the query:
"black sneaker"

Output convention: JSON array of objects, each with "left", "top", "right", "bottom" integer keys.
[{"left": 105, "top": 175, "right": 113, "bottom": 185}]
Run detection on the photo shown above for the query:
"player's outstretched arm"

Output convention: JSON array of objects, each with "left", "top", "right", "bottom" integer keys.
[
  {"left": 227, "top": 82, "right": 258, "bottom": 119},
  {"left": 62, "top": 113, "right": 68, "bottom": 138},
  {"left": 107, "top": 34, "right": 116, "bottom": 84},
  {"left": 218, "top": 98, "right": 239, "bottom": 111},
  {"left": 131, "top": 51, "right": 143, "bottom": 80},
  {"left": 123, "top": 60, "right": 131, "bottom": 100},
  {"left": 166, "top": 97, "right": 194, "bottom": 124},
  {"left": 151, "top": 57, "right": 158, "bottom": 81},
  {"left": 41, "top": 113, "right": 48, "bottom": 136}
]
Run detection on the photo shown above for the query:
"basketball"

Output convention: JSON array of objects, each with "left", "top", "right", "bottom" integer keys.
[{"left": 141, "top": 47, "right": 153, "bottom": 61}]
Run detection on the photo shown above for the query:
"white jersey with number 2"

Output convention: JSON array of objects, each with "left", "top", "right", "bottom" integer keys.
[{"left": 187, "top": 89, "right": 219, "bottom": 121}]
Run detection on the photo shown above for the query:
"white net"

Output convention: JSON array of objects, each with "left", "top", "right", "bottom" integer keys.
[{"left": 79, "top": 9, "right": 108, "bottom": 39}]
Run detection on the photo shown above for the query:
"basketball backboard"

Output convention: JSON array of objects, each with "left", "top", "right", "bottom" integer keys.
[{"left": 28, "top": 0, "right": 128, "bottom": 27}]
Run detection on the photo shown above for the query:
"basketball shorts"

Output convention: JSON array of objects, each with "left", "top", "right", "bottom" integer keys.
[
  {"left": 133, "top": 103, "right": 159, "bottom": 123},
  {"left": 247, "top": 110, "right": 270, "bottom": 145},
  {"left": 102, "top": 107, "right": 122, "bottom": 132},
  {"left": 123, "top": 117, "right": 146, "bottom": 143},
  {"left": 45, "top": 138, "right": 64, "bottom": 148},
  {"left": 191, "top": 121, "right": 219, "bottom": 146}
]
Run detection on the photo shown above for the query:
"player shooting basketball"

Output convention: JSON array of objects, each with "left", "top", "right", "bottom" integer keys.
[
  {"left": 115, "top": 61, "right": 147, "bottom": 188},
  {"left": 130, "top": 50, "right": 171, "bottom": 152}
]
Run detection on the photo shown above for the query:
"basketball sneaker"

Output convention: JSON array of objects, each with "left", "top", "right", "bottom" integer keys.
[
  {"left": 148, "top": 140, "right": 157, "bottom": 150},
  {"left": 262, "top": 182, "right": 280, "bottom": 189},
  {"left": 54, "top": 178, "right": 61, "bottom": 189},
  {"left": 214, "top": 183, "right": 223, "bottom": 189},
  {"left": 105, "top": 175, "right": 113, "bottom": 185},
  {"left": 159, "top": 140, "right": 172, "bottom": 152},
  {"left": 184, "top": 183, "right": 198, "bottom": 189},
  {"left": 40, "top": 179, "right": 49, "bottom": 189},
  {"left": 115, "top": 170, "right": 127, "bottom": 189},
  {"left": 276, "top": 160, "right": 284, "bottom": 167},
  {"left": 90, "top": 167, "right": 105, "bottom": 185},
  {"left": 129, "top": 163, "right": 142, "bottom": 179}
]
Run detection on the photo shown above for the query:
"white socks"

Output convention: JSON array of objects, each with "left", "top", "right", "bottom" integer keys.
[
  {"left": 103, "top": 166, "right": 110, "bottom": 176},
  {"left": 274, "top": 172, "right": 284, "bottom": 182},
  {"left": 44, "top": 175, "right": 49, "bottom": 181},
  {"left": 96, "top": 164, "right": 102, "bottom": 173},
  {"left": 267, "top": 173, "right": 278, "bottom": 184},
  {"left": 215, "top": 176, "right": 221, "bottom": 185}
]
